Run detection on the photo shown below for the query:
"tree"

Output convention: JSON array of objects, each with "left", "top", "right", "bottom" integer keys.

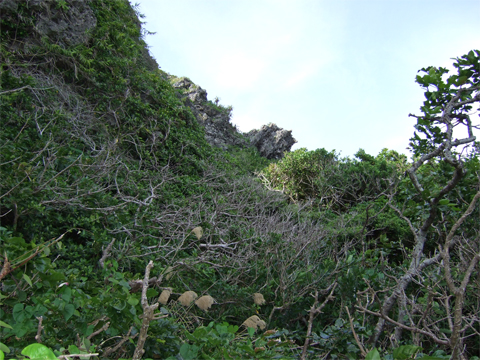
[{"left": 359, "top": 50, "right": 480, "bottom": 359}]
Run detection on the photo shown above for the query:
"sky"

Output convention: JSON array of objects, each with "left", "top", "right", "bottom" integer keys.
[{"left": 132, "top": 0, "right": 480, "bottom": 158}]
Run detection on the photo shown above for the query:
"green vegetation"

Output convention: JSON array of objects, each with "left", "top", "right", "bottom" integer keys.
[{"left": 1, "top": 1, "right": 479, "bottom": 359}]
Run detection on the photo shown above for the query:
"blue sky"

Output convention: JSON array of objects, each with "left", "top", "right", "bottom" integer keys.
[{"left": 133, "top": 0, "right": 480, "bottom": 157}]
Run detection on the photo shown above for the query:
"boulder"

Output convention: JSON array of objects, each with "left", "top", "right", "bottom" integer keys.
[{"left": 247, "top": 123, "right": 297, "bottom": 159}]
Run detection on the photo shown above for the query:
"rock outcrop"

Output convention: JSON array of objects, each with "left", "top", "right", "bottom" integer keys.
[
  {"left": 35, "top": 0, "right": 97, "bottom": 47},
  {"left": 0, "top": 0, "right": 158, "bottom": 70},
  {"left": 170, "top": 76, "right": 296, "bottom": 159},
  {"left": 0, "top": 0, "right": 97, "bottom": 47},
  {"left": 170, "top": 76, "right": 248, "bottom": 150},
  {"left": 247, "top": 124, "right": 297, "bottom": 160}
]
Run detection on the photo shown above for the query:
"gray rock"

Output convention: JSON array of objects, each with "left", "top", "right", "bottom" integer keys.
[
  {"left": 247, "top": 124, "right": 297, "bottom": 159},
  {"left": 3, "top": 0, "right": 158, "bottom": 70},
  {"left": 170, "top": 76, "right": 248, "bottom": 150},
  {"left": 170, "top": 76, "right": 296, "bottom": 158},
  {"left": 34, "top": 0, "right": 97, "bottom": 46}
]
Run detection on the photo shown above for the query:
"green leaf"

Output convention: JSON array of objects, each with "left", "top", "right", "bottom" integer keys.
[
  {"left": 365, "top": 348, "right": 381, "bottom": 360},
  {"left": 146, "top": 288, "right": 158, "bottom": 298},
  {"left": 12, "top": 303, "right": 24, "bottom": 321},
  {"left": 42, "top": 246, "right": 51, "bottom": 257},
  {"left": 21, "top": 344, "right": 58, "bottom": 360},
  {"left": 13, "top": 320, "right": 32, "bottom": 338},
  {"left": 438, "top": 199, "right": 450, "bottom": 205},
  {"left": 334, "top": 318, "right": 344, "bottom": 328},
  {"left": 67, "top": 345, "right": 80, "bottom": 354},
  {"left": 17, "top": 291, "right": 27, "bottom": 302},
  {"left": 23, "top": 274, "right": 33, "bottom": 287},
  {"left": 179, "top": 343, "right": 199, "bottom": 360},
  {"left": 63, "top": 304, "right": 75, "bottom": 321},
  {"left": 60, "top": 287, "right": 72, "bottom": 302},
  {"left": 184, "top": 331, "right": 197, "bottom": 342},
  {"left": 127, "top": 295, "right": 139, "bottom": 306},
  {"left": 113, "top": 300, "right": 126, "bottom": 311},
  {"left": 0, "top": 321, "right": 13, "bottom": 330},
  {"left": 393, "top": 345, "right": 422, "bottom": 359},
  {"left": 0, "top": 349, "right": 3, "bottom": 360},
  {"left": 0, "top": 342, "right": 9, "bottom": 354}
]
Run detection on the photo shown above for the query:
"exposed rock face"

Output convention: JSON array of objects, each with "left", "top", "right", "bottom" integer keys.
[
  {"left": 34, "top": 0, "right": 97, "bottom": 46},
  {"left": 1, "top": 0, "right": 159, "bottom": 69},
  {"left": 170, "top": 76, "right": 297, "bottom": 158},
  {"left": 0, "top": 0, "right": 97, "bottom": 47},
  {"left": 247, "top": 124, "right": 297, "bottom": 159},
  {"left": 170, "top": 76, "right": 249, "bottom": 150}
]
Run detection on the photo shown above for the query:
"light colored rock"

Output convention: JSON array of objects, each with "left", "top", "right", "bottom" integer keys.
[
  {"left": 178, "top": 290, "right": 198, "bottom": 306},
  {"left": 195, "top": 295, "right": 215, "bottom": 311},
  {"left": 158, "top": 289, "right": 172, "bottom": 305},
  {"left": 164, "top": 266, "right": 175, "bottom": 281},
  {"left": 253, "top": 293, "right": 266, "bottom": 305},
  {"left": 242, "top": 315, "right": 266, "bottom": 331},
  {"left": 170, "top": 76, "right": 247, "bottom": 150},
  {"left": 191, "top": 226, "right": 203, "bottom": 240}
]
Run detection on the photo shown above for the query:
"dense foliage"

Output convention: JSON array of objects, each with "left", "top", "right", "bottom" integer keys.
[{"left": 1, "top": 1, "right": 479, "bottom": 359}]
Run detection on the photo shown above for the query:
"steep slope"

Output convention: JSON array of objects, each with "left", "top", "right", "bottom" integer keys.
[
  {"left": 0, "top": 1, "right": 306, "bottom": 358},
  {"left": 2, "top": 1, "right": 479, "bottom": 359}
]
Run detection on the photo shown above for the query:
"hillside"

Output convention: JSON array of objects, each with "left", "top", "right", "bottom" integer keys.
[{"left": 1, "top": 1, "right": 480, "bottom": 359}]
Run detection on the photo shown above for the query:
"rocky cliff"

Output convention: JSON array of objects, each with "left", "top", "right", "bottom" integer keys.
[
  {"left": 170, "top": 76, "right": 297, "bottom": 159},
  {"left": 0, "top": 0, "right": 296, "bottom": 159}
]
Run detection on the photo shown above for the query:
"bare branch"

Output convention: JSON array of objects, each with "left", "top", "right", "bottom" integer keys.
[
  {"left": 357, "top": 305, "right": 449, "bottom": 346},
  {"left": 98, "top": 238, "right": 116, "bottom": 269},
  {"left": 132, "top": 261, "right": 160, "bottom": 360},
  {"left": 35, "top": 316, "right": 44, "bottom": 343},
  {"left": 301, "top": 283, "right": 337, "bottom": 360}
]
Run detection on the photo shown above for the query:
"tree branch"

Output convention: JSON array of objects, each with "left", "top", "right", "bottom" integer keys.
[{"left": 132, "top": 260, "right": 160, "bottom": 360}]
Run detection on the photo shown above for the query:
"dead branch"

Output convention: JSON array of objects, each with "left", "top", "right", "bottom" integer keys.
[
  {"left": 57, "top": 354, "right": 99, "bottom": 359},
  {"left": 345, "top": 307, "right": 367, "bottom": 357},
  {"left": 301, "top": 283, "right": 337, "bottom": 360},
  {"left": 86, "top": 322, "right": 110, "bottom": 341},
  {"left": 357, "top": 304, "right": 449, "bottom": 345},
  {"left": 132, "top": 260, "right": 159, "bottom": 360},
  {"left": 98, "top": 238, "right": 116, "bottom": 269},
  {"left": 102, "top": 326, "right": 137, "bottom": 358},
  {"left": 35, "top": 316, "right": 44, "bottom": 343}
]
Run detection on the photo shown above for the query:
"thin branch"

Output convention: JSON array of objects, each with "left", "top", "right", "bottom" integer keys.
[
  {"left": 57, "top": 354, "right": 99, "bottom": 359},
  {"left": 357, "top": 305, "right": 449, "bottom": 345},
  {"left": 132, "top": 260, "right": 159, "bottom": 360},
  {"left": 0, "top": 85, "right": 49, "bottom": 95},
  {"left": 86, "top": 322, "right": 110, "bottom": 341},
  {"left": 301, "top": 283, "right": 337, "bottom": 360},
  {"left": 35, "top": 316, "right": 44, "bottom": 343},
  {"left": 346, "top": 307, "right": 367, "bottom": 357},
  {"left": 99, "top": 238, "right": 116, "bottom": 269},
  {"left": 102, "top": 326, "right": 137, "bottom": 358}
]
